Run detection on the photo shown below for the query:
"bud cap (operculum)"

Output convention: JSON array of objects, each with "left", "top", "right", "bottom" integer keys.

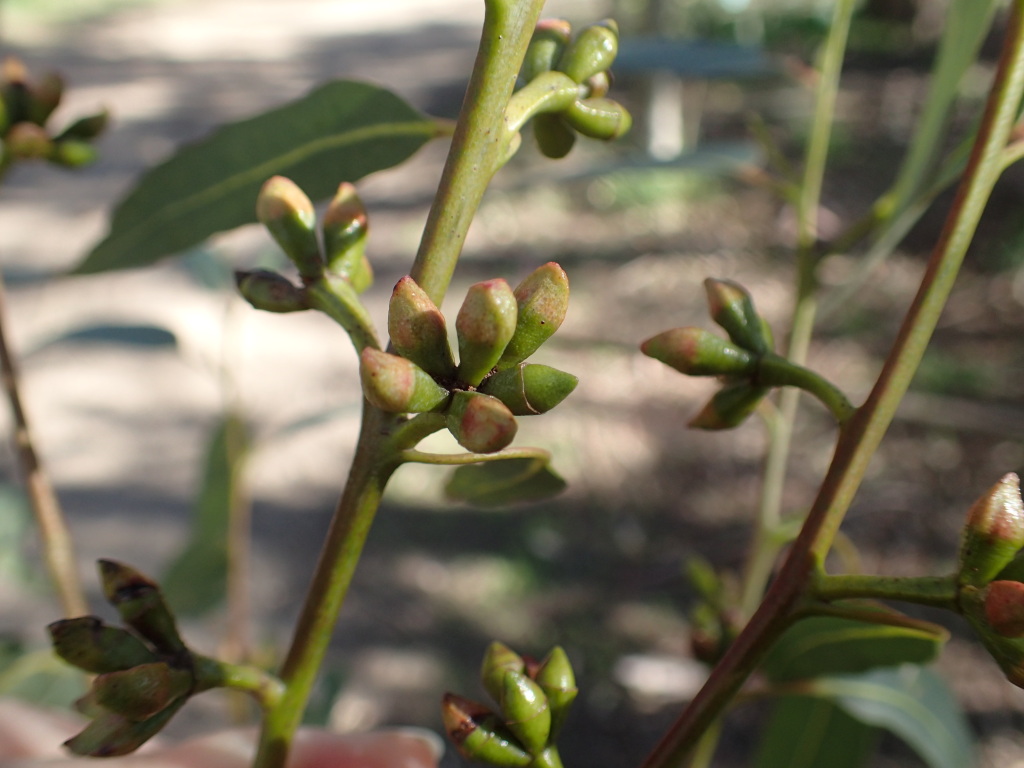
[
  {"left": 256, "top": 176, "right": 323, "bottom": 281},
  {"left": 556, "top": 20, "right": 619, "bottom": 84},
  {"left": 959, "top": 473, "right": 1024, "bottom": 587},
  {"left": 985, "top": 580, "right": 1024, "bottom": 638},
  {"left": 447, "top": 391, "right": 518, "bottom": 454},
  {"left": 456, "top": 279, "right": 518, "bottom": 386},
  {"left": 498, "top": 263, "right": 569, "bottom": 370},
  {"left": 359, "top": 348, "right": 450, "bottom": 414},
  {"left": 481, "top": 641, "right": 526, "bottom": 705},
  {"left": 703, "top": 278, "right": 771, "bottom": 355},
  {"left": 500, "top": 670, "right": 552, "bottom": 755},
  {"left": 479, "top": 364, "right": 578, "bottom": 415},
  {"left": 688, "top": 381, "right": 768, "bottom": 430},
  {"left": 235, "top": 269, "right": 307, "bottom": 313},
  {"left": 522, "top": 19, "right": 572, "bottom": 83},
  {"left": 641, "top": 327, "right": 757, "bottom": 377},
  {"left": 389, "top": 276, "right": 457, "bottom": 379},
  {"left": 322, "top": 182, "right": 372, "bottom": 292},
  {"left": 534, "top": 646, "right": 577, "bottom": 738}
]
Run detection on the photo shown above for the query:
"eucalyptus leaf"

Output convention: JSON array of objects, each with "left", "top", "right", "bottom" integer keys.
[
  {"left": 31, "top": 323, "right": 177, "bottom": 352},
  {"left": 812, "top": 667, "right": 973, "bottom": 768},
  {"left": 761, "top": 614, "right": 946, "bottom": 682},
  {"left": 77, "top": 80, "right": 441, "bottom": 274},
  {"left": 754, "top": 696, "right": 878, "bottom": 768},
  {"left": 162, "top": 413, "right": 249, "bottom": 616},
  {"left": 445, "top": 456, "right": 566, "bottom": 507}
]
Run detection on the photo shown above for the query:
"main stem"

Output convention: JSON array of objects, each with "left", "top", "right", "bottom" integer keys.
[{"left": 642, "top": 4, "right": 1024, "bottom": 765}]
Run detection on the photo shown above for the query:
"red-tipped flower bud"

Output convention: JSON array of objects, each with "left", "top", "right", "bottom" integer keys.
[
  {"left": 446, "top": 391, "right": 518, "bottom": 454},
  {"left": 985, "top": 580, "right": 1024, "bottom": 638},
  {"left": 688, "top": 381, "right": 768, "bottom": 430},
  {"left": 359, "top": 348, "right": 450, "bottom": 414},
  {"left": 98, "top": 560, "right": 186, "bottom": 658},
  {"left": 256, "top": 176, "right": 323, "bottom": 281},
  {"left": 322, "top": 182, "right": 372, "bottom": 292},
  {"left": 703, "top": 278, "right": 772, "bottom": 355},
  {"left": 498, "top": 262, "right": 570, "bottom": 370},
  {"left": 523, "top": 19, "right": 572, "bottom": 83},
  {"left": 441, "top": 693, "right": 531, "bottom": 767},
  {"left": 235, "top": 269, "right": 308, "bottom": 313},
  {"left": 641, "top": 327, "right": 757, "bottom": 377},
  {"left": 456, "top": 279, "right": 518, "bottom": 387},
  {"left": 959, "top": 473, "right": 1024, "bottom": 588},
  {"left": 388, "top": 276, "right": 457, "bottom": 379},
  {"left": 479, "top": 364, "right": 578, "bottom": 415}
]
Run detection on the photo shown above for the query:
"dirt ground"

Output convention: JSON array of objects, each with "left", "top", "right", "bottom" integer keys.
[{"left": 1, "top": 1, "right": 1024, "bottom": 766}]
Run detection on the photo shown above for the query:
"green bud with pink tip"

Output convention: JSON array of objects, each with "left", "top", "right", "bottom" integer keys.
[
  {"left": 389, "top": 276, "right": 457, "bottom": 379},
  {"left": 48, "top": 617, "right": 158, "bottom": 675},
  {"left": 500, "top": 670, "right": 551, "bottom": 755},
  {"left": 447, "top": 391, "right": 518, "bottom": 454},
  {"left": 562, "top": 97, "right": 631, "bottom": 141},
  {"left": 556, "top": 20, "right": 619, "bottom": 84},
  {"left": 359, "top": 348, "right": 450, "bottom": 414},
  {"left": 984, "top": 580, "right": 1024, "bottom": 638},
  {"left": 99, "top": 560, "right": 186, "bottom": 658},
  {"left": 256, "top": 176, "right": 323, "bottom": 281},
  {"left": 688, "top": 381, "right": 768, "bottom": 430},
  {"left": 498, "top": 263, "right": 569, "bottom": 370},
  {"left": 704, "top": 278, "right": 772, "bottom": 355},
  {"left": 641, "top": 327, "right": 757, "bottom": 377},
  {"left": 235, "top": 269, "right": 308, "bottom": 313},
  {"left": 959, "top": 473, "right": 1024, "bottom": 588},
  {"left": 523, "top": 19, "right": 572, "bottom": 83},
  {"left": 456, "top": 279, "right": 518, "bottom": 386},
  {"left": 322, "top": 181, "right": 372, "bottom": 293},
  {"left": 479, "top": 364, "right": 578, "bottom": 415},
  {"left": 442, "top": 693, "right": 532, "bottom": 767}
]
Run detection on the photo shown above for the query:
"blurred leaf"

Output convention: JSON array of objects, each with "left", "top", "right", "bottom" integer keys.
[
  {"left": 76, "top": 80, "right": 441, "bottom": 274},
  {"left": 32, "top": 323, "right": 177, "bottom": 352},
  {"left": 755, "top": 696, "right": 878, "bottom": 768},
  {"left": 445, "top": 456, "right": 566, "bottom": 507},
  {"left": 762, "top": 614, "right": 946, "bottom": 682},
  {"left": 162, "top": 413, "right": 249, "bottom": 617},
  {"left": 0, "top": 647, "right": 88, "bottom": 708},
  {"left": 0, "top": 485, "right": 32, "bottom": 586},
  {"left": 811, "top": 667, "right": 973, "bottom": 768}
]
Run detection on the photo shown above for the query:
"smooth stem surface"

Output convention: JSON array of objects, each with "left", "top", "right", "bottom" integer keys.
[
  {"left": 642, "top": 5, "right": 1024, "bottom": 766},
  {"left": 811, "top": 573, "right": 958, "bottom": 610},
  {"left": 410, "top": 0, "right": 547, "bottom": 306},
  {"left": 741, "top": 0, "right": 855, "bottom": 620},
  {"left": 0, "top": 272, "right": 86, "bottom": 617},
  {"left": 253, "top": 404, "right": 399, "bottom": 768}
]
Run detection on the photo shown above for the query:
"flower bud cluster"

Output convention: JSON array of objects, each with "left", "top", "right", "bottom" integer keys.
[
  {"left": 0, "top": 56, "right": 107, "bottom": 169},
  {"left": 442, "top": 642, "right": 577, "bottom": 767},
  {"left": 641, "top": 278, "right": 774, "bottom": 430},
  {"left": 518, "top": 19, "right": 631, "bottom": 159},
  {"left": 47, "top": 561, "right": 196, "bottom": 756},
  {"left": 364, "top": 263, "right": 577, "bottom": 454}
]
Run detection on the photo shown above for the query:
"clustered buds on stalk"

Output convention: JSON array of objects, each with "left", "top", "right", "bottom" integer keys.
[
  {"left": 442, "top": 642, "right": 577, "bottom": 767},
  {"left": 47, "top": 561, "right": 197, "bottom": 756},
  {"left": 0, "top": 56, "right": 107, "bottom": 169},
  {"left": 518, "top": 19, "right": 631, "bottom": 159},
  {"left": 368, "top": 263, "right": 577, "bottom": 454}
]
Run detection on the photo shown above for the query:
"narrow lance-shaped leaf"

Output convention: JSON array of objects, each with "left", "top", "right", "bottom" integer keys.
[
  {"left": 445, "top": 456, "right": 566, "bottom": 507},
  {"left": 76, "top": 80, "right": 442, "bottom": 274}
]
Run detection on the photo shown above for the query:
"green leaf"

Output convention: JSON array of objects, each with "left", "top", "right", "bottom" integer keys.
[
  {"left": 445, "top": 456, "right": 566, "bottom": 507},
  {"left": 0, "top": 647, "right": 88, "bottom": 708},
  {"left": 761, "top": 614, "right": 946, "bottom": 682},
  {"left": 811, "top": 667, "right": 973, "bottom": 768},
  {"left": 755, "top": 696, "right": 878, "bottom": 768},
  {"left": 31, "top": 323, "right": 177, "bottom": 352},
  {"left": 76, "top": 80, "right": 441, "bottom": 274},
  {"left": 162, "top": 413, "right": 249, "bottom": 616}
]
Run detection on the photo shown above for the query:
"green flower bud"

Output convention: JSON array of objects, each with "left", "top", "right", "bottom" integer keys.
[
  {"left": 55, "top": 109, "right": 110, "bottom": 142},
  {"left": 522, "top": 19, "right": 572, "bottom": 83},
  {"left": 531, "top": 746, "right": 566, "bottom": 768},
  {"left": 958, "top": 473, "right": 1024, "bottom": 588},
  {"left": 985, "top": 580, "right": 1024, "bottom": 638},
  {"left": 98, "top": 560, "right": 186, "bottom": 658},
  {"left": 532, "top": 113, "right": 576, "bottom": 159},
  {"left": 48, "top": 617, "right": 157, "bottom": 675},
  {"left": 322, "top": 182, "right": 372, "bottom": 292},
  {"left": 64, "top": 699, "right": 183, "bottom": 757},
  {"left": 501, "top": 670, "right": 551, "bottom": 755},
  {"left": 561, "top": 97, "right": 631, "bottom": 141},
  {"left": 235, "top": 269, "right": 308, "bottom": 313},
  {"left": 28, "top": 71, "right": 63, "bottom": 125},
  {"left": 359, "top": 348, "right": 450, "bottom": 414},
  {"left": 704, "top": 278, "right": 771, "bottom": 355},
  {"left": 388, "top": 276, "right": 457, "bottom": 379},
  {"left": 556, "top": 20, "right": 619, "bottom": 84},
  {"left": 456, "top": 279, "right": 518, "bottom": 387},
  {"left": 498, "top": 263, "right": 569, "bottom": 370},
  {"left": 442, "top": 693, "right": 531, "bottom": 767},
  {"left": 641, "top": 327, "right": 757, "bottom": 377},
  {"left": 447, "top": 391, "right": 518, "bottom": 454},
  {"left": 256, "top": 176, "right": 323, "bottom": 281},
  {"left": 92, "top": 662, "right": 192, "bottom": 721},
  {"left": 6, "top": 121, "right": 51, "bottom": 159},
  {"left": 481, "top": 641, "right": 526, "bottom": 705},
  {"left": 960, "top": 584, "right": 1024, "bottom": 690},
  {"left": 688, "top": 381, "right": 768, "bottom": 430},
  {"left": 479, "top": 364, "right": 578, "bottom": 415},
  {"left": 50, "top": 139, "right": 98, "bottom": 168},
  {"left": 534, "top": 647, "right": 577, "bottom": 739}
]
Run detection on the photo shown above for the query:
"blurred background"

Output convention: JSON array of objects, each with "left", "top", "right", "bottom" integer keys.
[{"left": 0, "top": 0, "right": 1023, "bottom": 765}]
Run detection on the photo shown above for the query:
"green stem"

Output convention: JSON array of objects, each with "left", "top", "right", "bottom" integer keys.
[
  {"left": 253, "top": 404, "right": 400, "bottom": 768},
  {"left": 401, "top": 445, "right": 552, "bottom": 465},
  {"left": 756, "top": 354, "right": 855, "bottom": 425},
  {"left": 192, "top": 654, "right": 285, "bottom": 709},
  {"left": 410, "top": 0, "right": 547, "bottom": 306},
  {"left": 304, "top": 276, "right": 380, "bottom": 352},
  {"left": 642, "top": 4, "right": 1024, "bottom": 765},
  {"left": 810, "top": 573, "right": 959, "bottom": 611},
  {"left": 739, "top": 0, "right": 855, "bottom": 621},
  {"left": 504, "top": 71, "right": 578, "bottom": 134}
]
